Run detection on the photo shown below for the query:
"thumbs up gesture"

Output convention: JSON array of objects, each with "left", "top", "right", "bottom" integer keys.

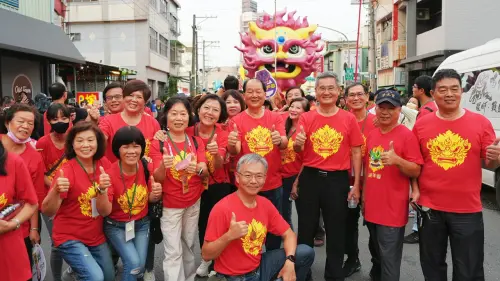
[
  {"left": 486, "top": 137, "right": 500, "bottom": 161},
  {"left": 55, "top": 169, "right": 70, "bottom": 193},
  {"left": 227, "top": 212, "right": 248, "bottom": 241},
  {"left": 162, "top": 149, "right": 174, "bottom": 169},
  {"left": 295, "top": 125, "right": 307, "bottom": 147},
  {"left": 228, "top": 124, "right": 239, "bottom": 148},
  {"left": 98, "top": 166, "right": 111, "bottom": 191},
  {"left": 186, "top": 154, "right": 198, "bottom": 175},
  {"left": 206, "top": 134, "right": 219, "bottom": 156},
  {"left": 270, "top": 124, "right": 282, "bottom": 146},
  {"left": 150, "top": 176, "right": 162, "bottom": 201},
  {"left": 381, "top": 141, "right": 399, "bottom": 166}
]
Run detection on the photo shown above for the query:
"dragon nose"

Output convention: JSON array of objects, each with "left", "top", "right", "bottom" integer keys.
[{"left": 277, "top": 36, "right": 286, "bottom": 45}]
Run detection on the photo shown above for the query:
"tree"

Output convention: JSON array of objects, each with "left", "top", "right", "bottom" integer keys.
[{"left": 166, "top": 76, "right": 178, "bottom": 101}]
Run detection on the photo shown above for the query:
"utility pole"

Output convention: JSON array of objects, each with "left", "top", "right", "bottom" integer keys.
[
  {"left": 201, "top": 40, "right": 220, "bottom": 90},
  {"left": 190, "top": 14, "right": 196, "bottom": 96},
  {"left": 369, "top": 1, "right": 378, "bottom": 91}
]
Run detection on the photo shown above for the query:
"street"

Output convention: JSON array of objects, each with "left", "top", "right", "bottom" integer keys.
[{"left": 39, "top": 188, "right": 500, "bottom": 281}]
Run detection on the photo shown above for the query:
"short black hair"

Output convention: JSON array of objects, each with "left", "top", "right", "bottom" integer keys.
[
  {"left": 65, "top": 121, "right": 106, "bottom": 160},
  {"left": 1, "top": 96, "right": 13, "bottom": 107},
  {"left": 224, "top": 75, "right": 239, "bottom": 90},
  {"left": 112, "top": 126, "right": 146, "bottom": 160},
  {"left": 243, "top": 78, "right": 267, "bottom": 92},
  {"left": 103, "top": 82, "right": 123, "bottom": 96},
  {"left": 222, "top": 89, "right": 246, "bottom": 110},
  {"left": 414, "top": 75, "right": 433, "bottom": 97},
  {"left": 49, "top": 82, "right": 67, "bottom": 100},
  {"left": 73, "top": 108, "right": 88, "bottom": 125},
  {"left": 432, "top": 69, "right": 461, "bottom": 91},
  {"left": 305, "top": 95, "right": 316, "bottom": 102},
  {"left": 46, "top": 103, "right": 70, "bottom": 121},
  {"left": 286, "top": 87, "right": 305, "bottom": 99},
  {"left": 123, "top": 80, "right": 151, "bottom": 101},
  {"left": 263, "top": 100, "right": 273, "bottom": 110},
  {"left": 159, "top": 97, "right": 195, "bottom": 129},
  {"left": 194, "top": 94, "right": 228, "bottom": 124},
  {"left": 345, "top": 83, "right": 368, "bottom": 96}
]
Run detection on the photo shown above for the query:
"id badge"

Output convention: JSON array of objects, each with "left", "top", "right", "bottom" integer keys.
[
  {"left": 125, "top": 221, "right": 135, "bottom": 242},
  {"left": 181, "top": 174, "right": 189, "bottom": 194},
  {"left": 203, "top": 177, "right": 209, "bottom": 190},
  {"left": 91, "top": 198, "right": 99, "bottom": 218}
]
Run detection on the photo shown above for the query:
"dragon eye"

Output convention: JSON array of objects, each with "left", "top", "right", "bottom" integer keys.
[
  {"left": 289, "top": 45, "right": 301, "bottom": 55},
  {"left": 262, "top": 45, "right": 274, "bottom": 54}
]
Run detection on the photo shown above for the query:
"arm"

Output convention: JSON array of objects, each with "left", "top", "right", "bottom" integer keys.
[
  {"left": 213, "top": 153, "right": 224, "bottom": 170},
  {"left": 394, "top": 157, "right": 421, "bottom": 178},
  {"left": 281, "top": 228, "right": 297, "bottom": 256},
  {"left": 42, "top": 187, "right": 63, "bottom": 217},
  {"left": 278, "top": 136, "right": 288, "bottom": 150},
  {"left": 44, "top": 176, "right": 52, "bottom": 187},
  {"left": 96, "top": 192, "right": 112, "bottom": 217},
  {"left": 201, "top": 231, "right": 234, "bottom": 261},
  {"left": 154, "top": 164, "right": 166, "bottom": 183},
  {"left": 351, "top": 146, "right": 362, "bottom": 189},
  {"left": 2, "top": 203, "right": 38, "bottom": 235},
  {"left": 228, "top": 141, "right": 241, "bottom": 156}
]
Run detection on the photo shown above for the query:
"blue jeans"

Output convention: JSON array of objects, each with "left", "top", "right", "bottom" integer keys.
[
  {"left": 218, "top": 244, "right": 315, "bottom": 281},
  {"left": 281, "top": 176, "right": 297, "bottom": 230},
  {"left": 104, "top": 217, "right": 150, "bottom": 281},
  {"left": 259, "top": 187, "right": 283, "bottom": 251},
  {"left": 57, "top": 240, "right": 115, "bottom": 281}
]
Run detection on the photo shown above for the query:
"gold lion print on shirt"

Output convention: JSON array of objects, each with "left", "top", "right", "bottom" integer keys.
[
  {"left": 427, "top": 130, "right": 471, "bottom": 171},
  {"left": 77, "top": 183, "right": 99, "bottom": 217},
  {"left": 310, "top": 125, "right": 344, "bottom": 159},
  {"left": 170, "top": 151, "right": 195, "bottom": 182},
  {"left": 245, "top": 126, "right": 273, "bottom": 157},
  {"left": 281, "top": 139, "right": 296, "bottom": 165},
  {"left": 117, "top": 184, "right": 148, "bottom": 216},
  {"left": 0, "top": 193, "right": 7, "bottom": 209},
  {"left": 241, "top": 219, "right": 267, "bottom": 256}
]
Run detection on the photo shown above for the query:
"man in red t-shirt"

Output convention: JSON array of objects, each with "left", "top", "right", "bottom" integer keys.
[
  {"left": 413, "top": 75, "right": 438, "bottom": 120},
  {"left": 103, "top": 82, "right": 125, "bottom": 115},
  {"left": 363, "top": 89, "right": 423, "bottom": 281},
  {"left": 202, "top": 154, "right": 314, "bottom": 281},
  {"left": 44, "top": 83, "right": 71, "bottom": 136},
  {"left": 413, "top": 69, "right": 500, "bottom": 280},
  {"left": 293, "top": 72, "right": 363, "bottom": 281},
  {"left": 227, "top": 78, "right": 288, "bottom": 251}
]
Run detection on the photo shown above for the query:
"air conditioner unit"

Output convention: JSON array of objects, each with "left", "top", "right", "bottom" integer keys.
[{"left": 416, "top": 8, "right": 430, "bottom": 20}]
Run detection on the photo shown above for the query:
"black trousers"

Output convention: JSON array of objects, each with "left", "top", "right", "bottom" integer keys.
[
  {"left": 366, "top": 222, "right": 404, "bottom": 281},
  {"left": 345, "top": 204, "right": 360, "bottom": 260},
  {"left": 296, "top": 167, "right": 349, "bottom": 281},
  {"left": 419, "top": 210, "right": 484, "bottom": 281},
  {"left": 198, "top": 183, "right": 233, "bottom": 247}
]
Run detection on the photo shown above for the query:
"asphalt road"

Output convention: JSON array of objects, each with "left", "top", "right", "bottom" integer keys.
[{"left": 39, "top": 188, "right": 500, "bottom": 281}]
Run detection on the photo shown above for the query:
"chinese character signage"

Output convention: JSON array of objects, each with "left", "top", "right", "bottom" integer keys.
[
  {"left": 77, "top": 92, "right": 101, "bottom": 106},
  {"left": 255, "top": 69, "right": 277, "bottom": 99}
]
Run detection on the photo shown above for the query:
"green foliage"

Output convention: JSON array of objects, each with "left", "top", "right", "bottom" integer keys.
[{"left": 167, "top": 76, "right": 179, "bottom": 101}]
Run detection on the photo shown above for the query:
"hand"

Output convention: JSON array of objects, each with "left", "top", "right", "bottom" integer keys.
[
  {"left": 0, "top": 220, "right": 14, "bottom": 235},
  {"left": 295, "top": 126, "right": 307, "bottom": 147},
  {"left": 98, "top": 166, "right": 111, "bottom": 191},
  {"left": 227, "top": 212, "right": 248, "bottom": 241},
  {"left": 381, "top": 141, "right": 400, "bottom": 166},
  {"left": 206, "top": 134, "right": 219, "bottom": 156},
  {"left": 55, "top": 170, "right": 70, "bottom": 193},
  {"left": 162, "top": 150, "right": 174, "bottom": 169},
  {"left": 154, "top": 130, "right": 167, "bottom": 142},
  {"left": 150, "top": 176, "right": 162, "bottom": 200},
  {"left": 278, "top": 260, "right": 296, "bottom": 281},
  {"left": 186, "top": 154, "right": 197, "bottom": 174},
  {"left": 410, "top": 188, "right": 420, "bottom": 204},
  {"left": 290, "top": 180, "right": 299, "bottom": 200},
  {"left": 30, "top": 229, "right": 41, "bottom": 244},
  {"left": 486, "top": 138, "right": 500, "bottom": 161},
  {"left": 228, "top": 124, "right": 239, "bottom": 148},
  {"left": 87, "top": 104, "right": 100, "bottom": 122},
  {"left": 348, "top": 186, "right": 360, "bottom": 204},
  {"left": 271, "top": 125, "right": 282, "bottom": 146},
  {"left": 373, "top": 117, "right": 380, "bottom": 127}
]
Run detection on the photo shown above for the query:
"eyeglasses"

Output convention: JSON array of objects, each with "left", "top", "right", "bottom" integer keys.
[
  {"left": 347, "top": 93, "right": 366, "bottom": 98},
  {"left": 317, "top": 86, "right": 337, "bottom": 93},
  {"left": 106, "top": 95, "right": 123, "bottom": 101},
  {"left": 237, "top": 172, "right": 266, "bottom": 182}
]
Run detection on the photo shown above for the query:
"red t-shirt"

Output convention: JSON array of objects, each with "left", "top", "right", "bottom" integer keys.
[
  {"left": 51, "top": 158, "right": 112, "bottom": 247},
  {"left": 107, "top": 161, "right": 151, "bottom": 222},
  {"left": 229, "top": 110, "right": 286, "bottom": 191},
  {"left": 186, "top": 124, "right": 229, "bottom": 186},
  {"left": 43, "top": 110, "right": 73, "bottom": 136},
  {"left": 150, "top": 136, "right": 206, "bottom": 208},
  {"left": 144, "top": 107, "right": 153, "bottom": 116},
  {"left": 99, "top": 113, "right": 161, "bottom": 163},
  {"left": 417, "top": 101, "right": 437, "bottom": 120},
  {"left": 364, "top": 125, "right": 424, "bottom": 227},
  {"left": 413, "top": 110, "right": 495, "bottom": 213},
  {"left": 205, "top": 193, "right": 290, "bottom": 275},
  {"left": 36, "top": 135, "right": 67, "bottom": 186},
  {"left": 0, "top": 153, "right": 38, "bottom": 281},
  {"left": 296, "top": 109, "right": 364, "bottom": 171},
  {"left": 281, "top": 130, "right": 302, "bottom": 178},
  {"left": 350, "top": 113, "right": 378, "bottom": 185}
]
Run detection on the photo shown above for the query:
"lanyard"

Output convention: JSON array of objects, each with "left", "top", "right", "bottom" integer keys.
[
  {"left": 360, "top": 112, "right": 369, "bottom": 133},
  {"left": 194, "top": 123, "right": 216, "bottom": 147},
  {"left": 75, "top": 158, "right": 96, "bottom": 186},
  {"left": 166, "top": 131, "right": 189, "bottom": 159},
  {"left": 287, "top": 127, "right": 296, "bottom": 139},
  {"left": 119, "top": 161, "right": 139, "bottom": 219}
]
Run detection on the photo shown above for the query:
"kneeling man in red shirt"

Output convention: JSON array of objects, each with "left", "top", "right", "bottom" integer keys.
[{"left": 202, "top": 153, "right": 315, "bottom": 281}]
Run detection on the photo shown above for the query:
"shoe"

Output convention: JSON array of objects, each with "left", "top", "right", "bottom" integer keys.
[
  {"left": 196, "top": 260, "right": 212, "bottom": 277},
  {"left": 143, "top": 270, "right": 156, "bottom": 281},
  {"left": 343, "top": 258, "right": 361, "bottom": 277},
  {"left": 208, "top": 270, "right": 217, "bottom": 277},
  {"left": 61, "top": 267, "right": 77, "bottom": 281},
  {"left": 313, "top": 237, "right": 324, "bottom": 247},
  {"left": 369, "top": 270, "right": 381, "bottom": 281},
  {"left": 403, "top": 232, "right": 419, "bottom": 244}
]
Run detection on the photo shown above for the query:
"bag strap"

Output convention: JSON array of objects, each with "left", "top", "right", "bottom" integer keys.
[
  {"left": 44, "top": 154, "right": 66, "bottom": 176},
  {"left": 424, "top": 106, "right": 434, "bottom": 113},
  {"left": 141, "top": 157, "right": 150, "bottom": 185}
]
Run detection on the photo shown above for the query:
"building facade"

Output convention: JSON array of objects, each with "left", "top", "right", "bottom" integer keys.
[{"left": 65, "top": 0, "right": 182, "bottom": 99}]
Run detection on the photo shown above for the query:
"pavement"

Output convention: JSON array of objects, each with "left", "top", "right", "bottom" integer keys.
[{"left": 39, "top": 187, "right": 500, "bottom": 281}]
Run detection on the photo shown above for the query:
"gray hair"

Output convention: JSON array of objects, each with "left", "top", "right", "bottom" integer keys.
[
  {"left": 236, "top": 153, "right": 268, "bottom": 173},
  {"left": 315, "top": 71, "right": 340, "bottom": 88}
]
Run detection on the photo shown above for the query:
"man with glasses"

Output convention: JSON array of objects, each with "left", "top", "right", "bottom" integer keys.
[
  {"left": 294, "top": 72, "right": 363, "bottom": 281},
  {"left": 103, "top": 82, "right": 124, "bottom": 115},
  {"left": 202, "top": 153, "right": 315, "bottom": 281}
]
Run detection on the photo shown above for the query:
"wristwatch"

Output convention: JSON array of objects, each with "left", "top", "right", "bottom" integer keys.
[
  {"left": 96, "top": 185, "right": 107, "bottom": 194},
  {"left": 198, "top": 168, "right": 204, "bottom": 176},
  {"left": 286, "top": 255, "right": 296, "bottom": 263}
]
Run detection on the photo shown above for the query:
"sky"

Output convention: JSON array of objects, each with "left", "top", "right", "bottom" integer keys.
[{"left": 177, "top": 0, "right": 368, "bottom": 67}]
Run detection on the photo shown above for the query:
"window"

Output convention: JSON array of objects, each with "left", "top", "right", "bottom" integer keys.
[
  {"left": 149, "top": 0, "right": 157, "bottom": 10},
  {"left": 160, "top": 0, "right": 168, "bottom": 19},
  {"left": 169, "top": 13, "right": 178, "bottom": 35},
  {"left": 159, "top": 35, "right": 168, "bottom": 57},
  {"left": 149, "top": 27, "right": 158, "bottom": 52},
  {"left": 69, "top": 33, "right": 81, "bottom": 41}
]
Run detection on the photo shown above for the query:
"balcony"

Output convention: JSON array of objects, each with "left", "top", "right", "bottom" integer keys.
[
  {"left": 416, "top": 26, "right": 445, "bottom": 56},
  {"left": 66, "top": 0, "right": 148, "bottom": 23}
]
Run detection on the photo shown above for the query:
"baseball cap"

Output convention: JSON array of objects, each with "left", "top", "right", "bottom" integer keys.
[{"left": 375, "top": 89, "right": 402, "bottom": 107}]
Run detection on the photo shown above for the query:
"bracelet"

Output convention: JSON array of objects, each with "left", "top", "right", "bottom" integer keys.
[
  {"left": 10, "top": 218, "right": 20, "bottom": 230},
  {"left": 96, "top": 186, "right": 107, "bottom": 194},
  {"left": 198, "top": 168, "right": 204, "bottom": 176},
  {"left": 30, "top": 228, "right": 39, "bottom": 232}
]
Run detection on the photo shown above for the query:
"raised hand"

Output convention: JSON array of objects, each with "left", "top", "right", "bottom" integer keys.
[
  {"left": 150, "top": 176, "right": 162, "bottom": 200},
  {"left": 295, "top": 125, "right": 307, "bottom": 147},
  {"left": 381, "top": 141, "right": 400, "bottom": 166},
  {"left": 154, "top": 130, "right": 167, "bottom": 142},
  {"left": 206, "top": 134, "right": 219, "bottom": 156},
  {"left": 486, "top": 138, "right": 500, "bottom": 161},
  {"left": 228, "top": 124, "right": 239, "bottom": 148},
  {"left": 227, "top": 212, "right": 248, "bottom": 241},
  {"left": 87, "top": 104, "right": 100, "bottom": 122},
  {"left": 98, "top": 166, "right": 111, "bottom": 191},
  {"left": 271, "top": 125, "right": 282, "bottom": 146},
  {"left": 162, "top": 149, "right": 174, "bottom": 169},
  {"left": 187, "top": 154, "right": 197, "bottom": 174},
  {"left": 55, "top": 170, "right": 70, "bottom": 193}
]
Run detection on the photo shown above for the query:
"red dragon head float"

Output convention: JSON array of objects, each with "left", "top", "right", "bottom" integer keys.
[{"left": 236, "top": 9, "right": 324, "bottom": 92}]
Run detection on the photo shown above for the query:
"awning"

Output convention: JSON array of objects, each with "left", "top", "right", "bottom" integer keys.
[{"left": 0, "top": 9, "right": 85, "bottom": 64}]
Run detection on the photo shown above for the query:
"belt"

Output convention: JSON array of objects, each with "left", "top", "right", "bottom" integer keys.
[
  {"left": 218, "top": 268, "right": 258, "bottom": 279},
  {"left": 303, "top": 166, "right": 348, "bottom": 177}
]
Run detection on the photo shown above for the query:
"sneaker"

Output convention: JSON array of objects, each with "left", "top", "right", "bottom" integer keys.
[
  {"left": 61, "top": 267, "right": 77, "bottom": 281},
  {"left": 313, "top": 237, "right": 324, "bottom": 247},
  {"left": 403, "top": 232, "right": 419, "bottom": 244},
  {"left": 143, "top": 270, "right": 156, "bottom": 281},
  {"left": 196, "top": 260, "right": 212, "bottom": 277},
  {"left": 208, "top": 270, "right": 217, "bottom": 277},
  {"left": 343, "top": 258, "right": 361, "bottom": 277}
]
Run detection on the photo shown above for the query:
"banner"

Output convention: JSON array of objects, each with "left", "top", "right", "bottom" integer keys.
[
  {"left": 77, "top": 92, "right": 101, "bottom": 106},
  {"left": 255, "top": 69, "right": 277, "bottom": 99}
]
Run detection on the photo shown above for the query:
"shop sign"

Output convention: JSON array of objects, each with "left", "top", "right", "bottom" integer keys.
[
  {"left": 12, "top": 74, "right": 33, "bottom": 101},
  {"left": 77, "top": 92, "right": 101, "bottom": 106}
]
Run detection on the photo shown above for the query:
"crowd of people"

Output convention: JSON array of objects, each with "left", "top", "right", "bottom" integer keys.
[{"left": 0, "top": 68, "right": 495, "bottom": 281}]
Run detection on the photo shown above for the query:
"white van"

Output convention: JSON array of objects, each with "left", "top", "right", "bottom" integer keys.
[{"left": 435, "top": 38, "right": 500, "bottom": 198}]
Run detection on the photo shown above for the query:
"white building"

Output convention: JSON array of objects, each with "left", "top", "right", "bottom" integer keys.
[{"left": 65, "top": 0, "right": 182, "bottom": 99}]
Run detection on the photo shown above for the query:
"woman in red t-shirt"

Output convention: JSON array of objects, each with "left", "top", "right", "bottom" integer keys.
[
  {"left": 149, "top": 97, "right": 208, "bottom": 281},
  {"left": 99, "top": 80, "right": 161, "bottom": 163},
  {"left": 0, "top": 142, "right": 39, "bottom": 281},
  {"left": 281, "top": 98, "right": 310, "bottom": 229},
  {"left": 104, "top": 126, "right": 162, "bottom": 281},
  {"left": 186, "top": 94, "right": 232, "bottom": 276},
  {"left": 42, "top": 121, "right": 115, "bottom": 281}
]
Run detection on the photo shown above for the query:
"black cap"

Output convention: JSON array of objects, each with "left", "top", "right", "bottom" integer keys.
[{"left": 375, "top": 89, "right": 402, "bottom": 107}]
